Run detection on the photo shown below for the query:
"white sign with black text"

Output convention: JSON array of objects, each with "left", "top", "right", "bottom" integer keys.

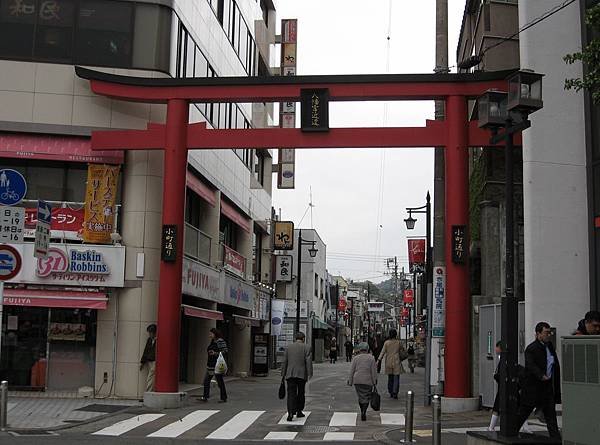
[
  {"left": 0, "top": 206, "right": 24, "bottom": 244},
  {"left": 34, "top": 200, "right": 52, "bottom": 258},
  {"left": 275, "top": 255, "right": 293, "bottom": 282}
]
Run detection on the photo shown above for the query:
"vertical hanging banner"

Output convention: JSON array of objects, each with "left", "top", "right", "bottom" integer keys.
[
  {"left": 278, "top": 18, "right": 298, "bottom": 189},
  {"left": 82, "top": 164, "right": 120, "bottom": 244},
  {"left": 271, "top": 299, "right": 285, "bottom": 336},
  {"left": 432, "top": 266, "right": 446, "bottom": 337},
  {"left": 407, "top": 238, "right": 426, "bottom": 273}
]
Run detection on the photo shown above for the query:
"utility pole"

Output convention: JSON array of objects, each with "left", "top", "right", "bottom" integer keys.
[{"left": 335, "top": 283, "right": 339, "bottom": 343}]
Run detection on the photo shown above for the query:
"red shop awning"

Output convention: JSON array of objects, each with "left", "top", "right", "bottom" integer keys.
[
  {"left": 0, "top": 133, "right": 123, "bottom": 164},
  {"left": 3, "top": 289, "right": 108, "bottom": 310},
  {"left": 186, "top": 171, "right": 216, "bottom": 207},
  {"left": 220, "top": 198, "right": 251, "bottom": 233},
  {"left": 182, "top": 304, "right": 224, "bottom": 320}
]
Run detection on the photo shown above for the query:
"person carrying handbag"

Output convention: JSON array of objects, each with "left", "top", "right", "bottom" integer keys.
[
  {"left": 377, "top": 329, "right": 407, "bottom": 399},
  {"left": 198, "top": 328, "right": 228, "bottom": 403},
  {"left": 348, "top": 342, "right": 377, "bottom": 421}
]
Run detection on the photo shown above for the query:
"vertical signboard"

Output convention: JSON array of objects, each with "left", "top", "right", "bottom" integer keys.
[
  {"left": 82, "top": 164, "right": 119, "bottom": 244},
  {"left": 407, "top": 238, "right": 426, "bottom": 273},
  {"left": 34, "top": 200, "right": 52, "bottom": 258},
  {"left": 432, "top": 266, "right": 446, "bottom": 337},
  {"left": 451, "top": 225, "right": 466, "bottom": 264},
  {"left": 161, "top": 225, "right": 177, "bottom": 262},
  {"left": 278, "top": 18, "right": 298, "bottom": 189},
  {"left": 301, "top": 89, "right": 329, "bottom": 132},
  {"left": 273, "top": 221, "right": 294, "bottom": 250},
  {"left": 274, "top": 254, "right": 293, "bottom": 282}
]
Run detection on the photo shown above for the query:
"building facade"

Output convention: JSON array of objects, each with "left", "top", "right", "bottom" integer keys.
[{"left": 0, "top": 0, "right": 278, "bottom": 398}]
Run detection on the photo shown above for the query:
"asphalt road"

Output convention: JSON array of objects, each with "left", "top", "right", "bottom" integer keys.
[{"left": 0, "top": 361, "right": 496, "bottom": 445}]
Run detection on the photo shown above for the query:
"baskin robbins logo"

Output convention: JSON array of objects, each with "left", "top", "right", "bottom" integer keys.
[
  {"left": 37, "top": 248, "right": 110, "bottom": 277},
  {"left": 229, "top": 283, "right": 250, "bottom": 306}
]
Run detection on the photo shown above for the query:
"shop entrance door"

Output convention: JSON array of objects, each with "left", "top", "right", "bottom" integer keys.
[{"left": 1, "top": 307, "right": 48, "bottom": 389}]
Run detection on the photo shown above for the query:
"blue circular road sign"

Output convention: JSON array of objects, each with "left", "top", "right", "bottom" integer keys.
[{"left": 0, "top": 169, "right": 27, "bottom": 206}]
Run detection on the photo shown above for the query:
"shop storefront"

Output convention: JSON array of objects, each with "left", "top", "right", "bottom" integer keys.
[{"left": 0, "top": 243, "right": 125, "bottom": 390}]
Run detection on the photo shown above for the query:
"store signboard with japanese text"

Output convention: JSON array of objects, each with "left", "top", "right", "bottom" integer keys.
[
  {"left": 223, "top": 244, "right": 246, "bottom": 278},
  {"left": 432, "top": 266, "right": 445, "bottom": 337},
  {"left": 273, "top": 221, "right": 294, "bottom": 250},
  {"left": 82, "top": 164, "right": 119, "bottom": 244},
  {"left": 408, "top": 238, "right": 426, "bottom": 273},
  {"left": 4, "top": 242, "right": 125, "bottom": 287},
  {"left": 367, "top": 301, "right": 385, "bottom": 312},
  {"left": 182, "top": 257, "right": 222, "bottom": 304},
  {"left": 275, "top": 254, "right": 293, "bottom": 282},
  {"left": 24, "top": 207, "right": 84, "bottom": 240},
  {"left": 283, "top": 300, "right": 308, "bottom": 318},
  {"left": 278, "top": 18, "right": 298, "bottom": 189}
]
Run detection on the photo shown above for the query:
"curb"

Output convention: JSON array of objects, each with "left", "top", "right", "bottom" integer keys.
[{"left": 374, "top": 428, "right": 404, "bottom": 444}]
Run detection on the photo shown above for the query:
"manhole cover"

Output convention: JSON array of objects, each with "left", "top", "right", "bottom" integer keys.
[{"left": 302, "top": 426, "right": 340, "bottom": 433}]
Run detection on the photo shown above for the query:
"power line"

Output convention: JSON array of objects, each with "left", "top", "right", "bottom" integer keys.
[{"left": 481, "top": 0, "right": 577, "bottom": 57}]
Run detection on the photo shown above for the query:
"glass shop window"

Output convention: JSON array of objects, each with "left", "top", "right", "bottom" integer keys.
[
  {"left": 0, "top": 0, "right": 36, "bottom": 58},
  {"left": 34, "top": 0, "right": 75, "bottom": 61}
]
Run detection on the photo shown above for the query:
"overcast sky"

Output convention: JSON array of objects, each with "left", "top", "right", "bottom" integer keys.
[{"left": 272, "top": 1, "right": 465, "bottom": 283}]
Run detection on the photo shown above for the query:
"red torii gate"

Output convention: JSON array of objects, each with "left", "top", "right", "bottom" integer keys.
[{"left": 76, "top": 67, "right": 515, "bottom": 400}]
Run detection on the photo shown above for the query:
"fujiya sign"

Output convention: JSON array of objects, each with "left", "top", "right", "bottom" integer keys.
[
  {"left": 6, "top": 243, "right": 125, "bottom": 287},
  {"left": 182, "top": 257, "right": 222, "bottom": 304}
]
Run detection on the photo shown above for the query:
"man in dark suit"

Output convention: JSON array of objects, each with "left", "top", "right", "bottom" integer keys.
[
  {"left": 516, "top": 321, "right": 561, "bottom": 439},
  {"left": 281, "top": 332, "right": 313, "bottom": 421}
]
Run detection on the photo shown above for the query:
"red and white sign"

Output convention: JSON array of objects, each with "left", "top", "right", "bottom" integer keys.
[
  {"left": 337, "top": 297, "right": 347, "bottom": 311},
  {"left": 223, "top": 245, "right": 246, "bottom": 278},
  {"left": 24, "top": 207, "right": 84, "bottom": 240},
  {"left": 403, "top": 289, "right": 414, "bottom": 304},
  {"left": 408, "top": 238, "right": 426, "bottom": 273},
  {"left": 0, "top": 244, "right": 22, "bottom": 280}
]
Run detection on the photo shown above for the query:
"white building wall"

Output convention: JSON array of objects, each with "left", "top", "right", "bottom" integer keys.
[{"left": 520, "top": 1, "right": 589, "bottom": 349}]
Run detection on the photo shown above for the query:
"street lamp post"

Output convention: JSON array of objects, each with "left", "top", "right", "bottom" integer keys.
[
  {"left": 405, "top": 191, "right": 432, "bottom": 405},
  {"left": 295, "top": 229, "right": 318, "bottom": 334},
  {"left": 477, "top": 70, "right": 544, "bottom": 438}
]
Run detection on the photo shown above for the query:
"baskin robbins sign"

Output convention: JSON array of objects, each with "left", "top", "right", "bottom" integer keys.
[{"left": 6, "top": 243, "right": 125, "bottom": 287}]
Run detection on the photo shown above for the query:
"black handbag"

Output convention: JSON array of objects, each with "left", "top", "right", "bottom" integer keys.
[
  {"left": 278, "top": 378, "right": 286, "bottom": 399},
  {"left": 370, "top": 386, "right": 381, "bottom": 411}
]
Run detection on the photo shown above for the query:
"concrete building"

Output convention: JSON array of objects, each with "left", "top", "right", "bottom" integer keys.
[
  {"left": 456, "top": 0, "right": 596, "bottom": 400},
  {"left": 0, "top": 0, "right": 278, "bottom": 398}
]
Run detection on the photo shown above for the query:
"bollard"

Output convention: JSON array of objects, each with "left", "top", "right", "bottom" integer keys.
[
  {"left": 432, "top": 394, "right": 441, "bottom": 445},
  {"left": 403, "top": 390, "right": 415, "bottom": 443},
  {"left": 0, "top": 380, "right": 7, "bottom": 431}
]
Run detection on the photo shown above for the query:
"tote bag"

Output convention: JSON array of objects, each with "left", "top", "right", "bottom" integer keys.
[{"left": 370, "top": 386, "right": 381, "bottom": 411}]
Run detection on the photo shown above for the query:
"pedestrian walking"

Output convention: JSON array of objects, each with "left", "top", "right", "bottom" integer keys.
[
  {"left": 344, "top": 339, "right": 353, "bottom": 362},
  {"left": 281, "top": 332, "right": 313, "bottom": 422},
  {"left": 198, "top": 328, "right": 228, "bottom": 403},
  {"left": 377, "top": 329, "right": 407, "bottom": 399},
  {"left": 516, "top": 322, "right": 561, "bottom": 440},
  {"left": 329, "top": 338, "right": 338, "bottom": 364},
  {"left": 371, "top": 334, "right": 383, "bottom": 373},
  {"left": 348, "top": 342, "right": 377, "bottom": 421},
  {"left": 140, "top": 323, "right": 157, "bottom": 392},
  {"left": 573, "top": 310, "right": 600, "bottom": 335},
  {"left": 487, "top": 341, "right": 532, "bottom": 433}
]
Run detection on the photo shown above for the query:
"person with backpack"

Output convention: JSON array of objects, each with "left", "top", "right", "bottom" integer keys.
[{"left": 198, "top": 328, "right": 228, "bottom": 403}]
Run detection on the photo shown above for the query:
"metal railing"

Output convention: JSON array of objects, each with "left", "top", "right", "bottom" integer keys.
[{"left": 184, "top": 223, "right": 212, "bottom": 264}]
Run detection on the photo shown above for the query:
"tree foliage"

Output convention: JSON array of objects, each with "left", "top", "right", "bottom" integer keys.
[{"left": 564, "top": 4, "right": 600, "bottom": 104}]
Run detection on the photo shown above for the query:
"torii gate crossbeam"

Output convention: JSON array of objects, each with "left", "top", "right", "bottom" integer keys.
[{"left": 76, "top": 67, "right": 517, "bottom": 401}]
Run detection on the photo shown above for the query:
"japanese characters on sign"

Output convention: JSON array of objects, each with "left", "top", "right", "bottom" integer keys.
[
  {"left": 278, "top": 18, "right": 298, "bottom": 190},
  {"left": 82, "top": 164, "right": 119, "bottom": 244},
  {"left": 273, "top": 221, "right": 294, "bottom": 250},
  {"left": 0, "top": 206, "right": 24, "bottom": 243},
  {"left": 367, "top": 302, "right": 385, "bottom": 312},
  {"left": 432, "top": 267, "right": 446, "bottom": 337},
  {"left": 408, "top": 238, "right": 426, "bottom": 273},
  {"left": 161, "top": 225, "right": 177, "bottom": 262},
  {"left": 403, "top": 288, "right": 414, "bottom": 305},
  {"left": 301, "top": 89, "right": 329, "bottom": 132},
  {"left": 223, "top": 244, "right": 246, "bottom": 278},
  {"left": 275, "top": 255, "right": 293, "bottom": 282},
  {"left": 34, "top": 200, "right": 52, "bottom": 258},
  {"left": 25, "top": 207, "right": 83, "bottom": 232},
  {"left": 451, "top": 225, "right": 466, "bottom": 264}
]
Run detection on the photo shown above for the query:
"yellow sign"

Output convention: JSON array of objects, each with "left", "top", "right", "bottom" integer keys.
[
  {"left": 82, "top": 164, "right": 120, "bottom": 244},
  {"left": 273, "top": 221, "right": 294, "bottom": 250}
]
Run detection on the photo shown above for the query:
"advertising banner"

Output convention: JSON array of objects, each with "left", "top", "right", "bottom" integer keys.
[
  {"left": 284, "top": 300, "right": 308, "bottom": 318},
  {"left": 223, "top": 244, "right": 246, "bottom": 278},
  {"left": 24, "top": 207, "right": 84, "bottom": 239},
  {"left": 432, "top": 266, "right": 446, "bottom": 337},
  {"left": 271, "top": 299, "right": 285, "bottom": 336},
  {"left": 408, "top": 238, "right": 426, "bottom": 273},
  {"left": 367, "top": 301, "right": 385, "bottom": 312},
  {"left": 82, "top": 164, "right": 119, "bottom": 244},
  {"left": 403, "top": 289, "right": 414, "bottom": 304}
]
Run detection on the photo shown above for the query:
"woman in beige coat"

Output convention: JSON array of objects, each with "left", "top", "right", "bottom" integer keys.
[{"left": 377, "top": 329, "right": 407, "bottom": 399}]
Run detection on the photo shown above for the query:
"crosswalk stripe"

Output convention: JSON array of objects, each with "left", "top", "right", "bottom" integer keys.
[
  {"left": 206, "top": 410, "right": 265, "bottom": 440},
  {"left": 277, "top": 411, "right": 311, "bottom": 425},
  {"left": 92, "top": 414, "right": 165, "bottom": 436},
  {"left": 380, "top": 413, "right": 405, "bottom": 425},
  {"left": 323, "top": 432, "right": 355, "bottom": 441},
  {"left": 147, "top": 410, "right": 219, "bottom": 438},
  {"left": 265, "top": 431, "right": 298, "bottom": 440},
  {"left": 329, "top": 412, "right": 356, "bottom": 426}
]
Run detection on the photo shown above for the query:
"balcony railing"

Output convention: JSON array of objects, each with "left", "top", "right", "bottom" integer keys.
[{"left": 184, "top": 223, "right": 212, "bottom": 264}]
